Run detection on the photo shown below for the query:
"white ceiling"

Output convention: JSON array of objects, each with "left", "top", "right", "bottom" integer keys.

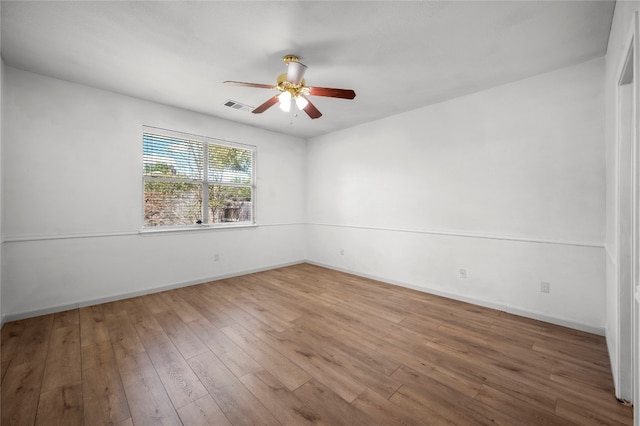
[{"left": 1, "top": 1, "right": 614, "bottom": 139}]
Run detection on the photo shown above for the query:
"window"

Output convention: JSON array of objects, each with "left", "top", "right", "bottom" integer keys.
[{"left": 142, "top": 127, "right": 255, "bottom": 229}]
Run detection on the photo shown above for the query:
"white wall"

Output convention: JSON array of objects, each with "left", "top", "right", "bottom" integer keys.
[
  {"left": 307, "top": 58, "right": 606, "bottom": 333},
  {"left": 1, "top": 66, "right": 307, "bottom": 321},
  {"left": 604, "top": 0, "right": 640, "bottom": 405}
]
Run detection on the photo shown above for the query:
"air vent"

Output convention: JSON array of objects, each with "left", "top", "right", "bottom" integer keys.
[{"left": 223, "top": 99, "right": 253, "bottom": 112}]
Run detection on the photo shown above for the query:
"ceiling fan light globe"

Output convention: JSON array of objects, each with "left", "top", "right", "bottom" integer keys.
[
  {"left": 279, "top": 101, "right": 291, "bottom": 112},
  {"left": 295, "top": 96, "right": 309, "bottom": 110},
  {"left": 278, "top": 90, "right": 291, "bottom": 102},
  {"left": 278, "top": 91, "right": 292, "bottom": 112}
]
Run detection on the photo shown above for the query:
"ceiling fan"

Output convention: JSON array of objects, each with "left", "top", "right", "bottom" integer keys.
[{"left": 224, "top": 55, "right": 356, "bottom": 119}]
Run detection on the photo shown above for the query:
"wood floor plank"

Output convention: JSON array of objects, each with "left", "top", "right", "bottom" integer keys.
[
  {"left": 127, "top": 298, "right": 209, "bottom": 409},
  {"left": 475, "top": 384, "right": 581, "bottom": 426},
  {"left": 141, "top": 292, "right": 173, "bottom": 315},
  {"left": 540, "top": 321, "right": 609, "bottom": 349},
  {"left": 52, "top": 309, "right": 80, "bottom": 328},
  {"left": 545, "top": 375, "right": 633, "bottom": 424},
  {"left": 317, "top": 291, "right": 407, "bottom": 324},
  {"left": 488, "top": 321, "right": 539, "bottom": 348},
  {"left": 188, "top": 351, "right": 280, "bottom": 426},
  {"left": 550, "top": 357, "right": 616, "bottom": 393},
  {"left": 295, "top": 322, "right": 401, "bottom": 376},
  {"left": 392, "top": 370, "right": 518, "bottom": 426},
  {"left": 333, "top": 333, "right": 402, "bottom": 376},
  {"left": 293, "top": 379, "right": 374, "bottom": 425},
  {"left": 187, "top": 317, "right": 261, "bottom": 378},
  {"left": 220, "top": 292, "right": 293, "bottom": 332},
  {"left": 394, "top": 363, "right": 538, "bottom": 425},
  {"left": 176, "top": 287, "right": 234, "bottom": 327},
  {"left": 392, "top": 363, "right": 482, "bottom": 401},
  {"left": 35, "top": 383, "right": 83, "bottom": 426},
  {"left": 6, "top": 314, "right": 54, "bottom": 366},
  {"left": 79, "top": 305, "right": 110, "bottom": 348},
  {"left": 317, "top": 324, "right": 410, "bottom": 375},
  {"left": 0, "top": 264, "right": 632, "bottom": 425},
  {"left": 390, "top": 337, "right": 494, "bottom": 391},
  {"left": 1, "top": 315, "right": 54, "bottom": 426},
  {"left": 533, "top": 337, "right": 611, "bottom": 371},
  {"left": 496, "top": 310, "right": 547, "bottom": 332},
  {"left": 154, "top": 308, "right": 210, "bottom": 360},
  {"left": 555, "top": 396, "right": 632, "bottom": 426},
  {"left": 103, "top": 308, "right": 146, "bottom": 361},
  {"left": 117, "top": 351, "right": 182, "bottom": 425},
  {"left": 221, "top": 322, "right": 312, "bottom": 391},
  {"left": 352, "top": 387, "right": 424, "bottom": 426},
  {"left": 177, "top": 394, "right": 232, "bottom": 426},
  {"left": 235, "top": 275, "right": 307, "bottom": 321},
  {"left": 390, "top": 383, "right": 479, "bottom": 425},
  {"left": 396, "top": 313, "right": 443, "bottom": 337},
  {"left": 81, "top": 340, "right": 131, "bottom": 425},
  {"left": 197, "top": 290, "right": 276, "bottom": 333},
  {"left": 275, "top": 327, "right": 403, "bottom": 399},
  {"left": 156, "top": 290, "right": 204, "bottom": 323},
  {"left": 240, "top": 369, "right": 326, "bottom": 425},
  {"left": 40, "top": 324, "right": 81, "bottom": 393},
  {"left": 255, "top": 328, "right": 367, "bottom": 403},
  {"left": 422, "top": 338, "right": 557, "bottom": 394},
  {"left": 2, "top": 360, "right": 49, "bottom": 425},
  {"left": 479, "top": 367, "right": 558, "bottom": 413},
  {"left": 1, "top": 319, "right": 26, "bottom": 380}
]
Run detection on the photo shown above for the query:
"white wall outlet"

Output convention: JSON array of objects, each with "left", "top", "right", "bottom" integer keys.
[
  {"left": 340, "top": 249, "right": 344, "bottom": 255},
  {"left": 459, "top": 268, "right": 467, "bottom": 279},
  {"left": 540, "top": 281, "right": 550, "bottom": 293},
  {"left": 214, "top": 253, "right": 220, "bottom": 262}
]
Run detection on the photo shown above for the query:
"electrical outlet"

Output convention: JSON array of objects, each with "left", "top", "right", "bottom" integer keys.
[
  {"left": 214, "top": 254, "right": 220, "bottom": 262},
  {"left": 540, "top": 281, "right": 550, "bottom": 293},
  {"left": 459, "top": 269, "right": 467, "bottom": 279},
  {"left": 340, "top": 249, "right": 344, "bottom": 255}
]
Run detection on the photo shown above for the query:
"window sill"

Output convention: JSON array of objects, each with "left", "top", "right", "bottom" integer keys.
[{"left": 139, "top": 222, "right": 257, "bottom": 236}]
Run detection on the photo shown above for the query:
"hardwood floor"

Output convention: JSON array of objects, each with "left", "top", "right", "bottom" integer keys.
[{"left": 1, "top": 263, "right": 632, "bottom": 425}]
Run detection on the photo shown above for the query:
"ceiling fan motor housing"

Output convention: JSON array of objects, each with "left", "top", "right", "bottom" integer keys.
[{"left": 277, "top": 73, "right": 308, "bottom": 97}]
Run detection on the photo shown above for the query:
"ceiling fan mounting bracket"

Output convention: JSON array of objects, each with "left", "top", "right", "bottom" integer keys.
[{"left": 282, "top": 54, "right": 300, "bottom": 64}]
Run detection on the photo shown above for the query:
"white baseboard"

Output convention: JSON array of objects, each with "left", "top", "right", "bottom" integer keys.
[
  {"left": 1, "top": 259, "right": 605, "bottom": 336},
  {"left": 0, "top": 260, "right": 305, "bottom": 325},
  {"left": 305, "top": 260, "right": 606, "bottom": 336}
]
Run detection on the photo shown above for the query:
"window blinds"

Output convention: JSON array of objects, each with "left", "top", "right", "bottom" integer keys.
[{"left": 143, "top": 133, "right": 204, "bottom": 180}]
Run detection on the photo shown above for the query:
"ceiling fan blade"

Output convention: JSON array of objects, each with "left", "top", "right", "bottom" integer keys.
[
  {"left": 224, "top": 81, "right": 275, "bottom": 90},
  {"left": 301, "top": 96, "right": 322, "bottom": 119},
  {"left": 252, "top": 95, "right": 280, "bottom": 114},
  {"left": 286, "top": 61, "right": 308, "bottom": 85},
  {"left": 307, "top": 86, "right": 356, "bottom": 99}
]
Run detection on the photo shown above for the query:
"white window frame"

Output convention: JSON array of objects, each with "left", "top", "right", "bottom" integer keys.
[{"left": 141, "top": 126, "right": 256, "bottom": 232}]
